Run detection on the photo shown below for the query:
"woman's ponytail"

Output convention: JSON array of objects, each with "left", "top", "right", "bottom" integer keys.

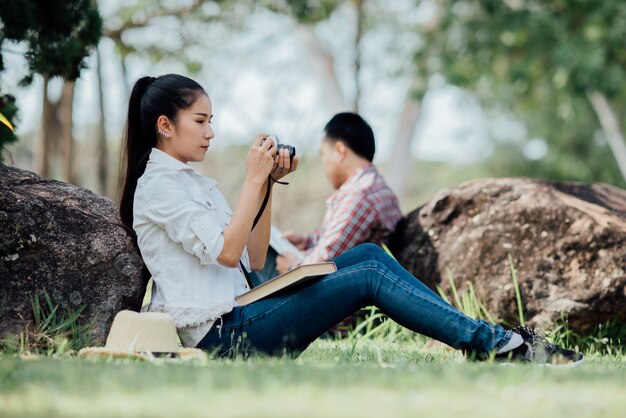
[
  {"left": 118, "top": 74, "right": 206, "bottom": 305},
  {"left": 119, "top": 76, "right": 155, "bottom": 232},
  {"left": 119, "top": 76, "right": 157, "bottom": 303}
]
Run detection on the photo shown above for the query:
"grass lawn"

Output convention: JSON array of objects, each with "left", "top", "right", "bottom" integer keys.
[{"left": 1, "top": 339, "right": 625, "bottom": 418}]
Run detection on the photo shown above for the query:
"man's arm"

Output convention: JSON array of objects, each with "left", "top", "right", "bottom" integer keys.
[
  {"left": 299, "top": 196, "right": 376, "bottom": 265},
  {"left": 276, "top": 198, "right": 376, "bottom": 274},
  {"left": 301, "top": 228, "right": 321, "bottom": 250}
]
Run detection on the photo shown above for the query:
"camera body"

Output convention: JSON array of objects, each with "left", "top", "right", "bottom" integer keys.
[{"left": 266, "top": 134, "right": 296, "bottom": 163}]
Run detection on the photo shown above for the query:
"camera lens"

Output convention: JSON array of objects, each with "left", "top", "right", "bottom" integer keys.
[{"left": 278, "top": 144, "right": 296, "bottom": 162}]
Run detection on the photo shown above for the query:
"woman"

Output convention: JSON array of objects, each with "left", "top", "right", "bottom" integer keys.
[{"left": 119, "top": 74, "right": 583, "bottom": 366}]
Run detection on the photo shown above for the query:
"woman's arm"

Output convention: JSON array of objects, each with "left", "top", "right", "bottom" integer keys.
[
  {"left": 246, "top": 148, "right": 299, "bottom": 270},
  {"left": 217, "top": 135, "right": 276, "bottom": 268},
  {"left": 246, "top": 178, "right": 273, "bottom": 270}
]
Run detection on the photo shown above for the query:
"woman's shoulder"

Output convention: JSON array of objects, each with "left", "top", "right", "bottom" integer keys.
[
  {"left": 137, "top": 167, "right": 190, "bottom": 199},
  {"left": 142, "top": 161, "right": 191, "bottom": 183}
]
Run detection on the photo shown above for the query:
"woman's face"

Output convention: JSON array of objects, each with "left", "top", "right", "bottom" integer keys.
[{"left": 165, "top": 94, "right": 215, "bottom": 163}]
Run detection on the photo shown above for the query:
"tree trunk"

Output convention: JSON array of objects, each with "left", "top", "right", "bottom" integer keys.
[
  {"left": 36, "top": 77, "right": 75, "bottom": 182},
  {"left": 353, "top": 0, "right": 365, "bottom": 112},
  {"left": 120, "top": 51, "right": 131, "bottom": 99},
  {"left": 386, "top": 84, "right": 423, "bottom": 200},
  {"left": 95, "top": 41, "right": 109, "bottom": 196},
  {"left": 298, "top": 26, "right": 349, "bottom": 113},
  {"left": 586, "top": 90, "right": 626, "bottom": 183},
  {"left": 60, "top": 81, "right": 76, "bottom": 184},
  {"left": 37, "top": 76, "right": 59, "bottom": 178}
]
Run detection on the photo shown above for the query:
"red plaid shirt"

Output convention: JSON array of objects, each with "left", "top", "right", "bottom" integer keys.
[{"left": 300, "top": 164, "right": 402, "bottom": 264}]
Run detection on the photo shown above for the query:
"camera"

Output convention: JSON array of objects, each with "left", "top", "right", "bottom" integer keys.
[{"left": 266, "top": 134, "right": 296, "bottom": 163}]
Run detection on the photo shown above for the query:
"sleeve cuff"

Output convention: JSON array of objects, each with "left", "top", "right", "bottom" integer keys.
[{"left": 189, "top": 214, "right": 225, "bottom": 265}]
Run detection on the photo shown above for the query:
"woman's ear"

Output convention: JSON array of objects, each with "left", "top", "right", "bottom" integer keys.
[{"left": 156, "top": 115, "right": 174, "bottom": 138}]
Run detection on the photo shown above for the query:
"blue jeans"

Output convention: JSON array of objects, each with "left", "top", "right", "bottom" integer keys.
[
  {"left": 249, "top": 247, "right": 279, "bottom": 286},
  {"left": 197, "top": 244, "right": 512, "bottom": 357}
]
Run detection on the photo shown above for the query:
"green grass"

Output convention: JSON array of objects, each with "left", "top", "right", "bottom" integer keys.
[
  {"left": 2, "top": 256, "right": 625, "bottom": 417},
  {"left": 0, "top": 290, "right": 94, "bottom": 356},
  {"left": 2, "top": 297, "right": 625, "bottom": 418},
  {"left": 1, "top": 340, "right": 626, "bottom": 418}
]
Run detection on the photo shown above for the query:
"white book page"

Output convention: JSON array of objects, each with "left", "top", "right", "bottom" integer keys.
[{"left": 269, "top": 225, "right": 305, "bottom": 261}]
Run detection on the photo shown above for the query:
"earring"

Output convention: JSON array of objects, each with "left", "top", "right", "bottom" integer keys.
[{"left": 158, "top": 128, "right": 171, "bottom": 139}]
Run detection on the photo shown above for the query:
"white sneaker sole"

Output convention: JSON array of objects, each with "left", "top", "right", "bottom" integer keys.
[
  {"left": 497, "top": 356, "right": 586, "bottom": 368},
  {"left": 543, "top": 356, "right": 586, "bottom": 369}
]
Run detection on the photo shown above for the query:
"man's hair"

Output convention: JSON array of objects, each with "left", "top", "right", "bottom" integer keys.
[{"left": 323, "top": 112, "right": 375, "bottom": 162}]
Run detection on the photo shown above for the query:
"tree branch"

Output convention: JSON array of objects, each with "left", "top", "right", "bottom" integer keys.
[
  {"left": 587, "top": 90, "right": 626, "bottom": 183},
  {"left": 104, "top": 0, "right": 208, "bottom": 40}
]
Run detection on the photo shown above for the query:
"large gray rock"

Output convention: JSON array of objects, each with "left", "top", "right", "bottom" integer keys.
[
  {"left": 0, "top": 164, "right": 145, "bottom": 345},
  {"left": 389, "top": 178, "right": 626, "bottom": 332}
]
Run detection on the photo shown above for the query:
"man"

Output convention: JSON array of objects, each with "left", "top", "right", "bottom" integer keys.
[{"left": 275, "top": 112, "right": 402, "bottom": 274}]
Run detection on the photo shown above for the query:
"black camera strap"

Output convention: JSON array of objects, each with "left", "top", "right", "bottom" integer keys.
[{"left": 239, "top": 175, "right": 288, "bottom": 289}]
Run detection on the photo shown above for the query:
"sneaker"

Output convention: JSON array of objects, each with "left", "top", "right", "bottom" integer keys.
[{"left": 495, "top": 326, "right": 585, "bottom": 368}]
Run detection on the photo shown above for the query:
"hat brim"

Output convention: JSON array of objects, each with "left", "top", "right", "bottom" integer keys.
[{"left": 79, "top": 346, "right": 206, "bottom": 361}]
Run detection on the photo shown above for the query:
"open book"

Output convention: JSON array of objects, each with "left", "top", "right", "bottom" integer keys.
[
  {"left": 235, "top": 262, "right": 337, "bottom": 306},
  {"left": 269, "top": 225, "right": 304, "bottom": 261}
]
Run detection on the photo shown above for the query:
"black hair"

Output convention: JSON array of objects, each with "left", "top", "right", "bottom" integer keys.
[
  {"left": 119, "top": 74, "right": 206, "bottom": 292},
  {"left": 323, "top": 112, "right": 375, "bottom": 162}
]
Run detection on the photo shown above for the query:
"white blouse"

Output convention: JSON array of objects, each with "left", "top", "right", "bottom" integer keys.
[{"left": 133, "top": 148, "right": 249, "bottom": 347}]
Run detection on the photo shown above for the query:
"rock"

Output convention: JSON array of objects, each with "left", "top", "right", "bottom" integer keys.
[
  {"left": 389, "top": 178, "right": 626, "bottom": 332},
  {"left": 0, "top": 164, "right": 145, "bottom": 345}
]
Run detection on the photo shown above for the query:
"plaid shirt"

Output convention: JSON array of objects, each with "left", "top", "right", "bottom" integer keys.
[{"left": 300, "top": 164, "right": 402, "bottom": 265}]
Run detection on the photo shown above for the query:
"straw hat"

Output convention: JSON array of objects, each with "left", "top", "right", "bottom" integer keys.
[{"left": 79, "top": 310, "right": 205, "bottom": 360}]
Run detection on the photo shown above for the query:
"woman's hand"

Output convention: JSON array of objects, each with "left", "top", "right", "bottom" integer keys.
[
  {"left": 270, "top": 147, "right": 299, "bottom": 181},
  {"left": 246, "top": 134, "right": 277, "bottom": 183}
]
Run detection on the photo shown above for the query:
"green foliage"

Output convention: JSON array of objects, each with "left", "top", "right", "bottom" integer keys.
[
  {"left": 508, "top": 254, "right": 525, "bottom": 326},
  {"left": 345, "top": 306, "right": 422, "bottom": 344},
  {"left": 0, "top": 94, "right": 18, "bottom": 163},
  {"left": 0, "top": 290, "right": 94, "bottom": 357},
  {"left": 417, "top": 0, "right": 626, "bottom": 187},
  {"left": 261, "top": 0, "right": 340, "bottom": 24},
  {"left": 548, "top": 316, "right": 626, "bottom": 356},
  {"left": 0, "top": 0, "right": 102, "bottom": 157},
  {"left": 486, "top": 92, "right": 625, "bottom": 187},
  {"left": 436, "top": 270, "right": 499, "bottom": 325},
  {"left": 105, "top": 0, "right": 234, "bottom": 75},
  {"left": 0, "top": 0, "right": 102, "bottom": 83},
  {"left": 427, "top": 0, "right": 626, "bottom": 97}
]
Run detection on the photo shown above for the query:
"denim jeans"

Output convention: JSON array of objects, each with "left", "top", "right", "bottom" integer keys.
[
  {"left": 249, "top": 247, "right": 279, "bottom": 287},
  {"left": 197, "top": 243, "right": 512, "bottom": 357}
]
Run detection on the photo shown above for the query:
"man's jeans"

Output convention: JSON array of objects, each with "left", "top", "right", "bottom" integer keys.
[{"left": 197, "top": 243, "right": 512, "bottom": 356}]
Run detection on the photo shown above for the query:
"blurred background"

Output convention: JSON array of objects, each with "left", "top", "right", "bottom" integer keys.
[{"left": 1, "top": 0, "right": 625, "bottom": 233}]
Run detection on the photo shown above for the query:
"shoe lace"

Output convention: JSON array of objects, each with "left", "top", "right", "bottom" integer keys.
[{"left": 512, "top": 326, "right": 556, "bottom": 359}]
